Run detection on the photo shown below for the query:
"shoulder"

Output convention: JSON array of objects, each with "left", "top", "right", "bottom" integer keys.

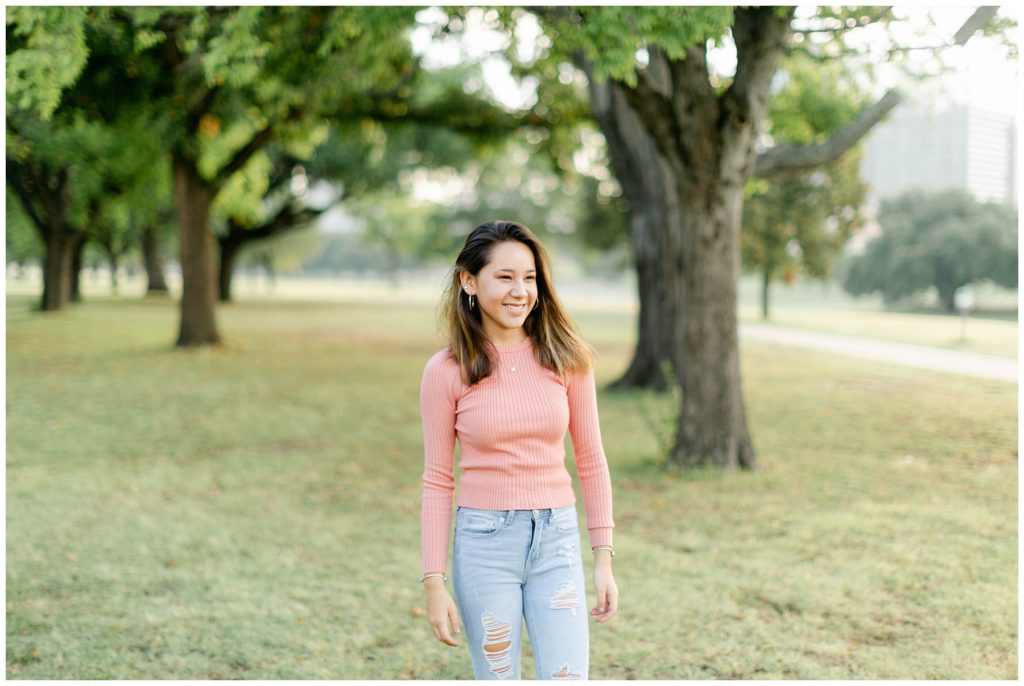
[
  {"left": 563, "top": 363, "right": 596, "bottom": 391},
  {"left": 422, "top": 347, "right": 462, "bottom": 387}
]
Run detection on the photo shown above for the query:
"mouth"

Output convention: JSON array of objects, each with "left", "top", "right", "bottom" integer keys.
[{"left": 503, "top": 303, "right": 527, "bottom": 315}]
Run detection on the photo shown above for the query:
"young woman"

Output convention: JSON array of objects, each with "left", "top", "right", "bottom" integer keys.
[{"left": 419, "top": 220, "right": 618, "bottom": 680}]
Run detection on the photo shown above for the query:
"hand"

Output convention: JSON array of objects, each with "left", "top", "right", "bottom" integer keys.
[
  {"left": 591, "top": 561, "right": 619, "bottom": 623},
  {"left": 424, "top": 578, "right": 462, "bottom": 646}
]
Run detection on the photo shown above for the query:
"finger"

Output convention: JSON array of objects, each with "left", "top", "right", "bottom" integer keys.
[
  {"left": 591, "top": 586, "right": 608, "bottom": 616},
  {"left": 448, "top": 609, "right": 462, "bottom": 644},
  {"left": 598, "top": 589, "right": 619, "bottom": 623},
  {"left": 431, "top": 620, "right": 459, "bottom": 647}
]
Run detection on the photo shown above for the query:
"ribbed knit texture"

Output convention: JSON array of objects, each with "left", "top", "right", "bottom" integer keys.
[{"left": 420, "top": 336, "right": 614, "bottom": 574}]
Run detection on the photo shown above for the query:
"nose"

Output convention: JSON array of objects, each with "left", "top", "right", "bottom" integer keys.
[{"left": 511, "top": 284, "right": 527, "bottom": 297}]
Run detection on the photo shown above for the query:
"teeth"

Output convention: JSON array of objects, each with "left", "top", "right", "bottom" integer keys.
[{"left": 504, "top": 304, "right": 526, "bottom": 313}]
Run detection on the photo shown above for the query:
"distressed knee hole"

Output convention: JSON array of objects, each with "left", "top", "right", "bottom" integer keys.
[
  {"left": 480, "top": 611, "right": 514, "bottom": 679},
  {"left": 550, "top": 582, "right": 581, "bottom": 616},
  {"left": 551, "top": 663, "right": 582, "bottom": 680}
]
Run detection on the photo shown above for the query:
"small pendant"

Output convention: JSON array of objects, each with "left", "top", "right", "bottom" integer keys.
[{"left": 511, "top": 365, "right": 517, "bottom": 372}]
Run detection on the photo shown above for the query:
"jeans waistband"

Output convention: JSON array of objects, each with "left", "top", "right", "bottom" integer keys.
[{"left": 457, "top": 504, "right": 573, "bottom": 523}]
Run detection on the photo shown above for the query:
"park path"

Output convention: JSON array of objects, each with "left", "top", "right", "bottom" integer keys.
[{"left": 740, "top": 321, "right": 1017, "bottom": 383}]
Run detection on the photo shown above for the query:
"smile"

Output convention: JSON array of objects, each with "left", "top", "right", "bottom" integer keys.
[{"left": 503, "top": 303, "right": 527, "bottom": 314}]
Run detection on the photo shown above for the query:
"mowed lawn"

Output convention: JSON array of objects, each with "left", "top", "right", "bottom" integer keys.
[{"left": 6, "top": 293, "right": 1018, "bottom": 679}]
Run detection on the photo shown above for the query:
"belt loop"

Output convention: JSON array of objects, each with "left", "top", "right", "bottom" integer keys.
[{"left": 504, "top": 509, "right": 515, "bottom": 527}]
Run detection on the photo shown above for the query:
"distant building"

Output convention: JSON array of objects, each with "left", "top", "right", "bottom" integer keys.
[{"left": 860, "top": 103, "right": 1017, "bottom": 207}]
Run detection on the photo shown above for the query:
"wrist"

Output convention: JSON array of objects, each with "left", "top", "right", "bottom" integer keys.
[
  {"left": 420, "top": 572, "right": 448, "bottom": 588},
  {"left": 423, "top": 578, "right": 447, "bottom": 591}
]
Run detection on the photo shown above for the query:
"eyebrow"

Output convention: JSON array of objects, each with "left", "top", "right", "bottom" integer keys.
[{"left": 494, "top": 268, "right": 537, "bottom": 273}]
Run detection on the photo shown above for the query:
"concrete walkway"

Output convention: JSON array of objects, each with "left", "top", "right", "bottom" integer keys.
[{"left": 740, "top": 321, "right": 1018, "bottom": 383}]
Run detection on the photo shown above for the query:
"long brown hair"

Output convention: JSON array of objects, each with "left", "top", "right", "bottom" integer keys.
[{"left": 439, "top": 220, "right": 594, "bottom": 386}]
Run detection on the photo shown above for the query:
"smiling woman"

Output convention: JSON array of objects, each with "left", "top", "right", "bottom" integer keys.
[
  {"left": 460, "top": 240, "right": 538, "bottom": 345},
  {"left": 418, "top": 220, "right": 619, "bottom": 680}
]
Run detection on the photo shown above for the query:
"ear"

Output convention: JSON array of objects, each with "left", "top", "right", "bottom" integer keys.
[{"left": 460, "top": 272, "right": 476, "bottom": 295}]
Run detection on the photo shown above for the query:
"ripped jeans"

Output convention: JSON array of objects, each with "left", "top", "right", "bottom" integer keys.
[{"left": 452, "top": 504, "right": 589, "bottom": 680}]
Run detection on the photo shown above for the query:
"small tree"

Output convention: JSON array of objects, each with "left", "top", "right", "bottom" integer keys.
[
  {"left": 842, "top": 190, "right": 1017, "bottom": 312},
  {"left": 741, "top": 53, "right": 869, "bottom": 319}
]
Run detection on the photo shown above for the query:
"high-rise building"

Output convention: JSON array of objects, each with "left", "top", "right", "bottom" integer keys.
[{"left": 860, "top": 103, "right": 1017, "bottom": 207}]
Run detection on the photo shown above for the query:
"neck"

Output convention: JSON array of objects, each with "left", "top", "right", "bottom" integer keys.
[{"left": 483, "top": 325, "right": 528, "bottom": 347}]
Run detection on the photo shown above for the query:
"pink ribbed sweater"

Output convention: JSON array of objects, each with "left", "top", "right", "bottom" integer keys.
[{"left": 420, "top": 335, "right": 614, "bottom": 574}]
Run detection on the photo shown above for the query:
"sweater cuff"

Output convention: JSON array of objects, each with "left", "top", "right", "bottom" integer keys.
[{"left": 588, "top": 526, "right": 613, "bottom": 548}]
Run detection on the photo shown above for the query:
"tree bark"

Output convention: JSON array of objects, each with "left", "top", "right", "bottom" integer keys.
[
  {"left": 172, "top": 154, "right": 221, "bottom": 346},
  {"left": 216, "top": 203, "right": 324, "bottom": 303},
  {"left": 616, "top": 9, "right": 794, "bottom": 469},
  {"left": 104, "top": 244, "right": 120, "bottom": 294},
  {"left": 761, "top": 265, "right": 772, "bottom": 320},
  {"left": 70, "top": 235, "right": 85, "bottom": 303},
  {"left": 142, "top": 224, "right": 170, "bottom": 294},
  {"left": 584, "top": 65, "right": 682, "bottom": 392},
  {"left": 218, "top": 235, "right": 243, "bottom": 303},
  {"left": 7, "top": 157, "right": 85, "bottom": 311},
  {"left": 41, "top": 228, "right": 86, "bottom": 311},
  {"left": 936, "top": 279, "right": 959, "bottom": 314}
]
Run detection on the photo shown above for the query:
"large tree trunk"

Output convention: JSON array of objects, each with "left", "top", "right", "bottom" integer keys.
[
  {"left": 172, "top": 154, "right": 221, "bottom": 346},
  {"left": 585, "top": 67, "right": 682, "bottom": 392},
  {"left": 673, "top": 189, "right": 755, "bottom": 469},
  {"left": 41, "top": 229, "right": 86, "bottom": 311},
  {"left": 142, "top": 224, "right": 169, "bottom": 294},
  {"left": 617, "top": 8, "right": 793, "bottom": 469}
]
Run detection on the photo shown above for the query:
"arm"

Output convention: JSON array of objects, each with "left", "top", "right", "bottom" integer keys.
[
  {"left": 420, "top": 352, "right": 464, "bottom": 646},
  {"left": 567, "top": 365, "right": 619, "bottom": 624},
  {"left": 420, "top": 352, "right": 458, "bottom": 576},
  {"left": 566, "top": 366, "right": 615, "bottom": 549}
]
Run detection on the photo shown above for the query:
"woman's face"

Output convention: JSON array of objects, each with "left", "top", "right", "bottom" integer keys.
[{"left": 462, "top": 240, "right": 539, "bottom": 344}]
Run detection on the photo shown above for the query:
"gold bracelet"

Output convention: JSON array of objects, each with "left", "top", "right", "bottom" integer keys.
[{"left": 592, "top": 545, "right": 616, "bottom": 557}]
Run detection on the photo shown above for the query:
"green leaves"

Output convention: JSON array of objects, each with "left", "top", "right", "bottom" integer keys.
[
  {"left": 768, "top": 51, "right": 871, "bottom": 145},
  {"left": 203, "top": 8, "right": 271, "bottom": 88},
  {"left": 842, "top": 190, "right": 1018, "bottom": 309},
  {"left": 742, "top": 51, "right": 870, "bottom": 295},
  {"left": 6, "top": 7, "right": 90, "bottom": 119},
  {"left": 537, "top": 7, "right": 732, "bottom": 85}
]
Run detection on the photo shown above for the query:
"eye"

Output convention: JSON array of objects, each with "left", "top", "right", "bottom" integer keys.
[
  {"left": 500, "top": 275, "right": 512, "bottom": 280},
  {"left": 526, "top": 276, "right": 536, "bottom": 281}
]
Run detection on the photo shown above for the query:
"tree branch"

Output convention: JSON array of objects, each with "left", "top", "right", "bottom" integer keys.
[
  {"left": 6, "top": 157, "right": 48, "bottom": 235},
  {"left": 953, "top": 6, "right": 999, "bottom": 45},
  {"left": 222, "top": 200, "right": 326, "bottom": 246},
  {"left": 755, "top": 6, "right": 1001, "bottom": 178},
  {"left": 754, "top": 88, "right": 902, "bottom": 177},
  {"left": 723, "top": 7, "right": 794, "bottom": 131},
  {"left": 212, "top": 125, "right": 274, "bottom": 186}
]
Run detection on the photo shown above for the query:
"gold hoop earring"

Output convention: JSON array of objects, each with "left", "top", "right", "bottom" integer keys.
[
  {"left": 532, "top": 297, "right": 540, "bottom": 311},
  {"left": 469, "top": 294, "right": 475, "bottom": 310}
]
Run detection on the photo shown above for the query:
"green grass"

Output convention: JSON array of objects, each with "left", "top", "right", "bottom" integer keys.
[{"left": 6, "top": 292, "right": 1018, "bottom": 679}]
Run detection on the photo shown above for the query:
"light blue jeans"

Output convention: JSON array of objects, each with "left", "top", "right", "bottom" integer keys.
[{"left": 452, "top": 504, "right": 589, "bottom": 680}]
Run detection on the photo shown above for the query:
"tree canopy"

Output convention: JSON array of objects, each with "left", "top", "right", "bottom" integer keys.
[{"left": 842, "top": 190, "right": 1017, "bottom": 312}]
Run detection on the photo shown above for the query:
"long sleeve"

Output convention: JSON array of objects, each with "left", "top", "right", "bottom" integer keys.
[
  {"left": 566, "top": 366, "right": 614, "bottom": 548},
  {"left": 420, "top": 351, "right": 459, "bottom": 575}
]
